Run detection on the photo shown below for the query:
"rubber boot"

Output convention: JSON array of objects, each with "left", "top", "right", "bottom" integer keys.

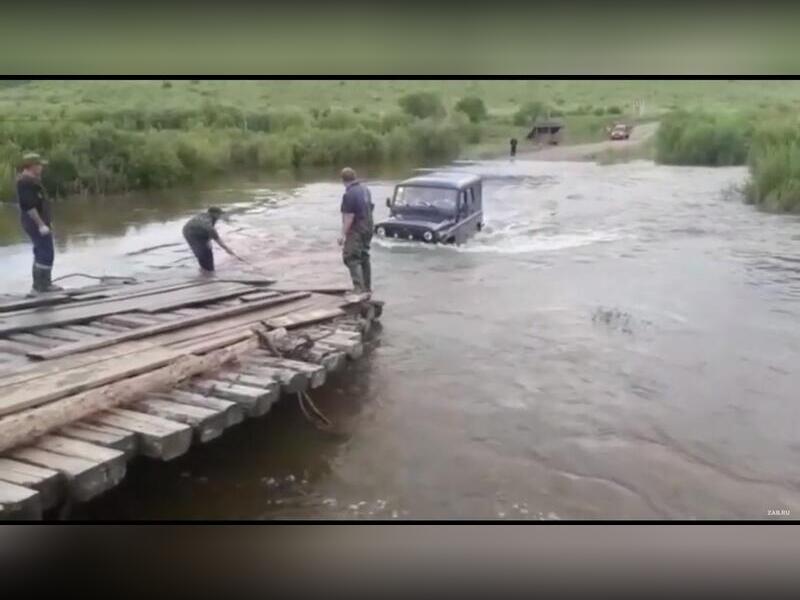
[
  {"left": 29, "top": 264, "right": 47, "bottom": 295},
  {"left": 41, "top": 267, "right": 63, "bottom": 292}
]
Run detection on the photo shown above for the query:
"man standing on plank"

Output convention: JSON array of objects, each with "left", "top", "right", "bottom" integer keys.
[
  {"left": 182, "top": 207, "right": 242, "bottom": 274},
  {"left": 338, "top": 167, "right": 374, "bottom": 298},
  {"left": 17, "top": 152, "right": 62, "bottom": 295}
]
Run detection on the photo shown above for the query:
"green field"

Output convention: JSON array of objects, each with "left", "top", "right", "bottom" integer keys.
[
  {"left": 3, "top": 80, "right": 800, "bottom": 204},
  {"left": 5, "top": 80, "right": 800, "bottom": 117}
]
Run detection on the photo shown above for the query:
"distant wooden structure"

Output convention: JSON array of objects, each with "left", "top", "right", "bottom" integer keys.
[
  {"left": 0, "top": 275, "right": 383, "bottom": 519},
  {"left": 526, "top": 118, "right": 564, "bottom": 145}
]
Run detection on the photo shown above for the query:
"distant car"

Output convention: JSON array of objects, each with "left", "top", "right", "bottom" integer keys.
[
  {"left": 610, "top": 124, "right": 632, "bottom": 140},
  {"left": 374, "top": 172, "right": 483, "bottom": 245}
]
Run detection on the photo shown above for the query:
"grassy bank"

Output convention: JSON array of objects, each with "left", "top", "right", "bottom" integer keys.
[
  {"left": 3, "top": 80, "right": 800, "bottom": 201},
  {"left": 654, "top": 107, "right": 800, "bottom": 212}
]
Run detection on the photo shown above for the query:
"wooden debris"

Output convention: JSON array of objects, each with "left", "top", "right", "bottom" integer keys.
[
  {"left": 10, "top": 446, "right": 118, "bottom": 502},
  {"left": 0, "top": 458, "right": 61, "bottom": 510},
  {"left": 91, "top": 409, "right": 193, "bottom": 461},
  {"left": 250, "top": 353, "right": 327, "bottom": 389},
  {"left": 149, "top": 390, "right": 244, "bottom": 428},
  {"left": 59, "top": 423, "right": 138, "bottom": 459},
  {"left": 189, "top": 379, "right": 276, "bottom": 418},
  {"left": 239, "top": 363, "right": 307, "bottom": 394},
  {"left": 0, "top": 479, "right": 41, "bottom": 520},
  {"left": 135, "top": 397, "right": 228, "bottom": 443},
  {"left": 0, "top": 336, "right": 260, "bottom": 454},
  {"left": 0, "top": 347, "right": 183, "bottom": 418},
  {"left": 29, "top": 291, "right": 310, "bottom": 360}
]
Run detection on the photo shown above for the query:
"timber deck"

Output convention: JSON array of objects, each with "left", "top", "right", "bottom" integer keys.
[{"left": 0, "top": 275, "right": 382, "bottom": 519}]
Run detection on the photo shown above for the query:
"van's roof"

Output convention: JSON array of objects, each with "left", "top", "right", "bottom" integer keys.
[{"left": 398, "top": 171, "right": 482, "bottom": 190}]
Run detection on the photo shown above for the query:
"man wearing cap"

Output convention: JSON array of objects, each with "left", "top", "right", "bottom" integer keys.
[
  {"left": 17, "top": 152, "right": 62, "bottom": 294},
  {"left": 338, "top": 167, "right": 374, "bottom": 296},
  {"left": 182, "top": 207, "right": 241, "bottom": 274}
]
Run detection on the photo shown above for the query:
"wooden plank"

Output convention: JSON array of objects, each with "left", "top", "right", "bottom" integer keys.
[
  {"left": 91, "top": 409, "right": 193, "bottom": 461},
  {"left": 0, "top": 347, "right": 183, "bottom": 418},
  {"left": 68, "top": 279, "right": 207, "bottom": 304},
  {"left": 138, "top": 283, "right": 255, "bottom": 313},
  {"left": 0, "top": 281, "right": 254, "bottom": 336},
  {"left": 250, "top": 354, "right": 327, "bottom": 389},
  {"left": 0, "top": 293, "right": 71, "bottom": 313},
  {"left": 135, "top": 397, "right": 227, "bottom": 443},
  {"left": 142, "top": 313, "right": 179, "bottom": 323},
  {"left": 150, "top": 390, "right": 244, "bottom": 428},
  {"left": 213, "top": 370, "right": 283, "bottom": 392},
  {"left": 0, "top": 458, "right": 61, "bottom": 510},
  {"left": 304, "top": 347, "right": 346, "bottom": 372},
  {"left": 264, "top": 307, "right": 346, "bottom": 330},
  {"left": 63, "top": 324, "right": 113, "bottom": 337},
  {"left": 59, "top": 423, "right": 138, "bottom": 459},
  {"left": 34, "top": 328, "right": 92, "bottom": 343},
  {"left": 10, "top": 447, "right": 115, "bottom": 502},
  {"left": 100, "top": 313, "right": 158, "bottom": 328},
  {"left": 35, "top": 436, "right": 126, "bottom": 493},
  {"left": 0, "top": 339, "right": 44, "bottom": 356},
  {"left": 0, "top": 336, "right": 260, "bottom": 454},
  {"left": 315, "top": 337, "right": 364, "bottom": 359},
  {"left": 189, "top": 379, "right": 274, "bottom": 417},
  {"left": 8, "top": 333, "right": 52, "bottom": 348},
  {"left": 240, "top": 291, "right": 280, "bottom": 302},
  {"left": 29, "top": 292, "right": 310, "bottom": 360},
  {"left": 0, "top": 480, "right": 41, "bottom": 520},
  {"left": 167, "top": 330, "right": 254, "bottom": 355},
  {"left": 171, "top": 308, "right": 209, "bottom": 317},
  {"left": 239, "top": 363, "right": 307, "bottom": 395}
]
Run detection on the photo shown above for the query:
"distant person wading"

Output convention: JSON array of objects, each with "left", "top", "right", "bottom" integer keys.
[
  {"left": 510, "top": 137, "right": 518, "bottom": 157},
  {"left": 338, "top": 167, "right": 374, "bottom": 297},
  {"left": 17, "top": 153, "right": 62, "bottom": 295},
  {"left": 182, "top": 207, "right": 242, "bottom": 274}
]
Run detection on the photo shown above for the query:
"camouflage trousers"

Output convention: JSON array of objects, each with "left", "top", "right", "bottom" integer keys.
[{"left": 342, "top": 229, "right": 372, "bottom": 293}]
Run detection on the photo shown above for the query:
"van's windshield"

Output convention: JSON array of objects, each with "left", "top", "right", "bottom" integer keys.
[{"left": 393, "top": 186, "right": 458, "bottom": 212}]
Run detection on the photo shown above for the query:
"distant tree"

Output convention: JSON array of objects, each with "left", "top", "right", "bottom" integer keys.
[
  {"left": 398, "top": 92, "right": 446, "bottom": 119},
  {"left": 513, "top": 101, "right": 547, "bottom": 126},
  {"left": 454, "top": 96, "right": 488, "bottom": 123}
]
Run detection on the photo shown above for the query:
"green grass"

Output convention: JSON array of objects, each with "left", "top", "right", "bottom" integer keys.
[{"left": 3, "top": 80, "right": 800, "bottom": 200}]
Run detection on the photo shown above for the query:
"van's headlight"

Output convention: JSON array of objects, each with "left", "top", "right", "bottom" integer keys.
[
  {"left": 376, "top": 227, "right": 386, "bottom": 237},
  {"left": 423, "top": 231, "right": 433, "bottom": 242}
]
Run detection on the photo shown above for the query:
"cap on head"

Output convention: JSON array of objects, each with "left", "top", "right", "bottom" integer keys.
[
  {"left": 20, "top": 152, "right": 48, "bottom": 169},
  {"left": 208, "top": 206, "right": 224, "bottom": 218},
  {"left": 340, "top": 167, "right": 357, "bottom": 183}
]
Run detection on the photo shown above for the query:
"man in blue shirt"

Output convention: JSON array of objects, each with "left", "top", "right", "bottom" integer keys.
[
  {"left": 16, "top": 153, "right": 62, "bottom": 295},
  {"left": 338, "top": 167, "right": 374, "bottom": 295}
]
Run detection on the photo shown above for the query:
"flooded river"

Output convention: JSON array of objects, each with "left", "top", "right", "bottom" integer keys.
[{"left": 2, "top": 158, "right": 799, "bottom": 519}]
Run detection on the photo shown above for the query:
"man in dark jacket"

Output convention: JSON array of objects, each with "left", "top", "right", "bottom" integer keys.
[
  {"left": 17, "top": 152, "right": 62, "bottom": 295},
  {"left": 182, "top": 207, "right": 241, "bottom": 274},
  {"left": 338, "top": 167, "right": 374, "bottom": 296}
]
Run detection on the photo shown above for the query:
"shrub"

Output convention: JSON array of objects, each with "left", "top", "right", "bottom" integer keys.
[
  {"left": 513, "top": 101, "right": 546, "bottom": 126},
  {"left": 398, "top": 92, "right": 446, "bottom": 120},
  {"left": 656, "top": 111, "right": 750, "bottom": 167},
  {"left": 607, "top": 105, "right": 623, "bottom": 115},
  {"left": 454, "top": 96, "right": 488, "bottom": 123}
]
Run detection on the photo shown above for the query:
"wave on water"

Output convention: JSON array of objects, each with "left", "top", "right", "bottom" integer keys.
[{"left": 374, "top": 227, "right": 626, "bottom": 255}]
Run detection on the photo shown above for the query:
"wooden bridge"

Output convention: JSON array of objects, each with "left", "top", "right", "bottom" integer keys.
[{"left": 0, "top": 275, "right": 382, "bottom": 519}]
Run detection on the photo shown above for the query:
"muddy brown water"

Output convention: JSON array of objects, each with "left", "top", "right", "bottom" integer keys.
[{"left": 2, "top": 159, "right": 799, "bottom": 520}]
